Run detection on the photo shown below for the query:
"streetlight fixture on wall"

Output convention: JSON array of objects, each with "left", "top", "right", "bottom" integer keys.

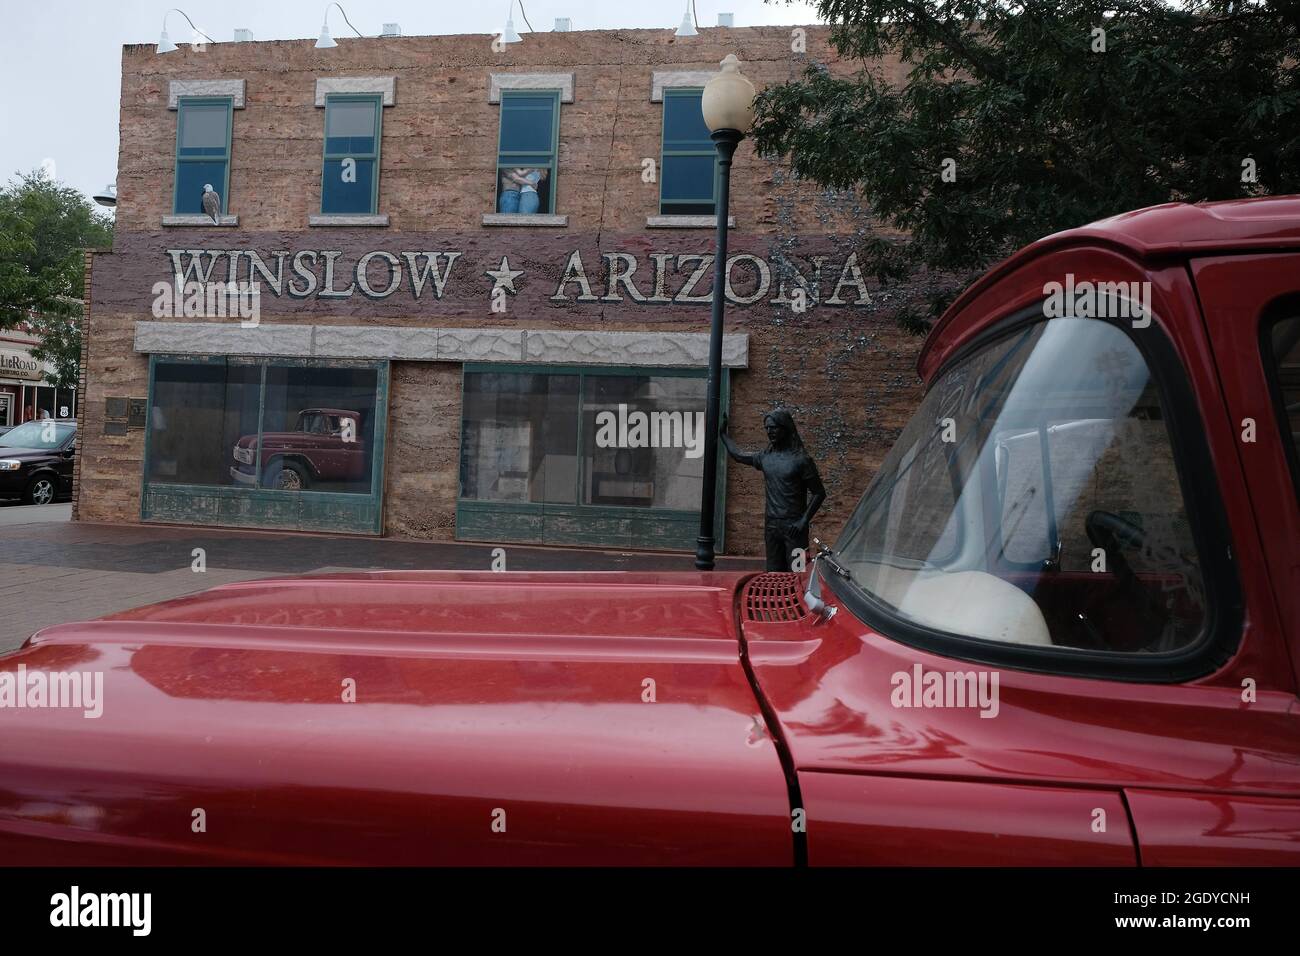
[
  {"left": 501, "top": 0, "right": 533, "bottom": 44},
  {"left": 92, "top": 184, "right": 117, "bottom": 208},
  {"left": 674, "top": 0, "right": 699, "bottom": 37},
  {"left": 316, "top": 2, "right": 365, "bottom": 48},
  {"left": 695, "top": 54, "right": 755, "bottom": 572},
  {"left": 156, "top": 9, "right": 215, "bottom": 54}
]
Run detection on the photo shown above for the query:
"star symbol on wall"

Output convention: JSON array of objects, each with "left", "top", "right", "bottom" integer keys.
[{"left": 484, "top": 256, "right": 524, "bottom": 295}]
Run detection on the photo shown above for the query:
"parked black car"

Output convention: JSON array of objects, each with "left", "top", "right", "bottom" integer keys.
[{"left": 0, "top": 420, "right": 77, "bottom": 504}]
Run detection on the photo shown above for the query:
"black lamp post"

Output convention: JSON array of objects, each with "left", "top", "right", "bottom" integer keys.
[{"left": 695, "top": 55, "right": 756, "bottom": 571}]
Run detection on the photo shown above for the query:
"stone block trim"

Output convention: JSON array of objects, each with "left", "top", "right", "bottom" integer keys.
[
  {"left": 523, "top": 329, "right": 749, "bottom": 367},
  {"left": 133, "top": 322, "right": 749, "bottom": 368},
  {"left": 314, "top": 76, "right": 397, "bottom": 106},
  {"left": 162, "top": 215, "right": 239, "bottom": 227},
  {"left": 489, "top": 73, "right": 575, "bottom": 103},
  {"left": 650, "top": 70, "right": 716, "bottom": 102},
  {"left": 308, "top": 214, "right": 390, "bottom": 227},
  {"left": 647, "top": 215, "right": 735, "bottom": 229},
  {"left": 168, "top": 79, "right": 246, "bottom": 108},
  {"left": 481, "top": 213, "right": 568, "bottom": 227}
]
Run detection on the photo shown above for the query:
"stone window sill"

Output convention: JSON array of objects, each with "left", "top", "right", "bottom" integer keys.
[
  {"left": 309, "top": 214, "right": 390, "bottom": 227},
  {"left": 646, "top": 215, "right": 735, "bottom": 229},
  {"left": 481, "top": 213, "right": 569, "bottom": 228},
  {"left": 162, "top": 215, "right": 239, "bottom": 227}
]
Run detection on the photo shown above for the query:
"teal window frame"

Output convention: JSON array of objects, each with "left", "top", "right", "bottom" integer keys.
[
  {"left": 659, "top": 88, "right": 717, "bottom": 216},
  {"left": 141, "top": 354, "right": 390, "bottom": 535},
  {"left": 456, "top": 363, "right": 728, "bottom": 551},
  {"left": 495, "top": 90, "right": 561, "bottom": 213},
  {"left": 320, "top": 93, "right": 384, "bottom": 215},
  {"left": 172, "top": 96, "right": 233, "bottom": 215}
]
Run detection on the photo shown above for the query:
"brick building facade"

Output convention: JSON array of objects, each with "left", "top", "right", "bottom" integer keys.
[{"left": 77, "top": 24, "right": 926, "bottom": 556}]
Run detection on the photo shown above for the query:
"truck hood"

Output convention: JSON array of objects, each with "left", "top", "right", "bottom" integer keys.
[{"left": 0, "top": 571, "right": 796, "bottom": 865}]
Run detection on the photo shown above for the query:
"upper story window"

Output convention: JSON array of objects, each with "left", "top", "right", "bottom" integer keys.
[
  {"left": 321, "top": 94, "right": 383, "bottom": 215},
  {"left": 495, "top": 91, "right": 559, "bottom": 216},
  {"left": 173, "top": 97, "right": 232, "bottom": 216},
  {"left": 660, "top": 89, "right": 716, "bottom": 216}
]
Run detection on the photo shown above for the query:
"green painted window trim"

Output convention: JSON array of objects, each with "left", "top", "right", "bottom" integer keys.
[
  {"left": 172, "top": 96, "right": 233, "bottom": 215},
  {"left": 456, "top": 363, "right": 728, "bottom": 551},
  {"left": 496, "top": 90, "right": 561, "bottom": 213},
  {"left": 659, "top": 88, "right": 717, "bottom": 215},
  {"left": 320, "top": 93, "right": 384, "bottom": 215},
  {"left": 141, "top": 354, "right": 390, "bottom": 535}
]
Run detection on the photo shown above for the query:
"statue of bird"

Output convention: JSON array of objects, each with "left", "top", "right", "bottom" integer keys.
[{"left": 201, "top": 184, "right": 221, "bottom": 223}]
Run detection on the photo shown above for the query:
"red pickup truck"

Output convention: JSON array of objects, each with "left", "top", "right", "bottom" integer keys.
[
  {"left": 2, "top": 197, "right": 1299, "bottom": 865},
  {"left": 230, "top": 407, "right": 365, "bottom": 490}
]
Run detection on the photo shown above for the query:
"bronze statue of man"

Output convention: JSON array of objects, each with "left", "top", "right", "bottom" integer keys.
[{"left": 721, "top": 409, "right": 826, "bottom": 572}]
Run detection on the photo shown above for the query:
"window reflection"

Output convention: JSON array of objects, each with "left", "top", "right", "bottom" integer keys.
[{"left": 147, "top": 361, "right": 378, "bottom": 495}]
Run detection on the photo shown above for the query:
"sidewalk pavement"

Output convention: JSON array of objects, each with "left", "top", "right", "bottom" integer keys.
[{"left": 0, "top": 507, "right": 762, "bottom": 652}]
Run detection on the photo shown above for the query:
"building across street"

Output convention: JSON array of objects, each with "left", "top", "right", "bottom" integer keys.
[
  {"left": 0, "top": 327, "right": 76, "bottom": 428},
  {"left": 77, "top": 23, "right": 925, "bottom": 555}
]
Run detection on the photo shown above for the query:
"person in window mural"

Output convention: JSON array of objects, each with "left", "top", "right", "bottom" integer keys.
[
  {"left": 497, "top": 167, "right": 548, "bottom": 214},
  {"left": 720, "top": 409, "right": 827, "bottom": 572}
]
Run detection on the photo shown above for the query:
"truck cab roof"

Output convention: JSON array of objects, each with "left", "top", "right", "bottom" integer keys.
[{"left": 923, "top": 195, "right": 1300, "bottom": 379}]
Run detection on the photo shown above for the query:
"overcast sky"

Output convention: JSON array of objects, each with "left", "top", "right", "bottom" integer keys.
[{"left": 0, "top": 0, "right": 824, "bottom": 206}]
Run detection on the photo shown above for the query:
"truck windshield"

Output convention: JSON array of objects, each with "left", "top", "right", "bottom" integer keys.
[{"left": 832, "top": 317, "right": 1206, "bottom": 655}]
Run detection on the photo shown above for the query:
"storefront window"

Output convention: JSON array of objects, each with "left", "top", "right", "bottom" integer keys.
[
  {"left": 261, "top": 365, "right": 378, "bottom": 494},
  {"left": 460, "top": 368, "right": 709, "bottom": 513},
  {"left": 460, "top": 372, "right": 578, "bottom": 503},
  {"left": 149, "top": 361, "right": 260, "bottom": 486},
  {"left": 581, "top": 375, "right": 706, "bottom": 509},
  {"left": 147, "top": 360, "right": 379, "bottom": 494}
]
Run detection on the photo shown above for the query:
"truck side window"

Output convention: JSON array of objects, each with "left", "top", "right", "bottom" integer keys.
[
  {"left": 835, "top": 317, "right": 1207, "bottom": 657},
  {"left": 1265, "top": 314, "right": 1300, "bottom": 500}
]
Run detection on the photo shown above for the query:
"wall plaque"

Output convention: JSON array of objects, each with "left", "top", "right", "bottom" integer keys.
[
  {"left": 128, "top": 398, "right": 148, "bottom": 429},
  {"left": 103, "top": 420, "right": 128, "bottom": 436},
  {"left": 105, "top": 397, "right": 128, "bottom": 419}
]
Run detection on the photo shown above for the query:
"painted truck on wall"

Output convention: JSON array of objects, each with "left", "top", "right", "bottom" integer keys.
[
  {"left": 230, "top": 407, "right": 364, "bottom": 491},
  {"left": 2, "top": 197, "right": 1299, "bottom": 864}
]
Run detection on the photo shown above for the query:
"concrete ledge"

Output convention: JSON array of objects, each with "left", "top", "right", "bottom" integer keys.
[
  {"left": 309, "top": 214, "right": 390, "bottom": 227},
  {"left": 315, "top": 76, "right": 396, "bottom": 106},
  {"left": 438, "top": 329, "right": 524, "bottom": 362},
  {"left": 489, "top": 73, "right": 575, "bottom": 103},
  {"left": 134, "top": 322, "right": 749, "bottom": 368},
  {"left": 169, "top": 79, "right": 246, "bottom": 108},
  {"left": 162, "top": 215, "right": 239, "bottom": 227},
  {"left": 481, "top": 213, "right": 568, "bottom": 227},
  {"left": 135, "top": 322, "right": 312, "bottom": 357},
  {"left": 313, "top": 326, "right": 438, "bottom": 360},
  {"left": 647, "top": 215, "right": 735, "bottom": 229},
  {"left": 524, "top": 329, "right": 748, "bottom": 368},
  {"left": 651, "top": 71, "right": 715, "bottom": 102}
]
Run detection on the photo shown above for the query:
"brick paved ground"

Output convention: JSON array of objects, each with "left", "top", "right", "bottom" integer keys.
[{"left": 0, "top": 504, "right": 762, "bottom": 653}]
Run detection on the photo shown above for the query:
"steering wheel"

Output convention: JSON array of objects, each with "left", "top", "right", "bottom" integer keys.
[
  {"left": 1083, "top": 510, "right": 1170, "bottom": 651},
  {"left": 1085, "top": 510, "right": 1146, "bottom": 585}
]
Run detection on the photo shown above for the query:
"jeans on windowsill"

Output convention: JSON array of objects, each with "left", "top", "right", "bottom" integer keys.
[{"left": 498, "top": 188, "right": 520, "bottom": 214}]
